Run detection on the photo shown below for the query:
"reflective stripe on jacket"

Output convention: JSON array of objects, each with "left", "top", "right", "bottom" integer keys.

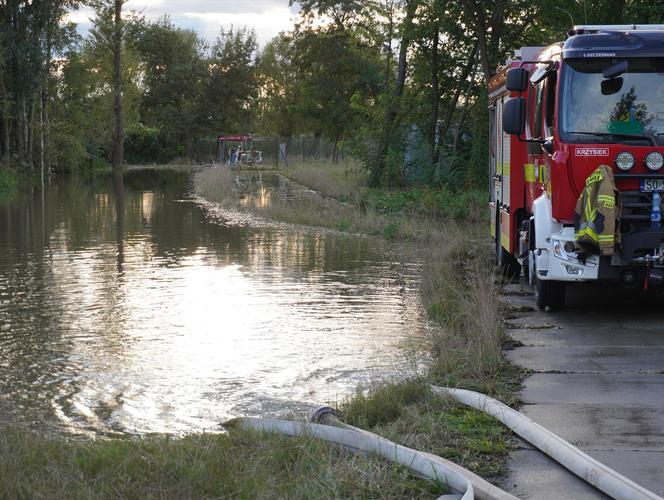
[{"left": 574, "top": 165, "right": 620, "bottom": 256}]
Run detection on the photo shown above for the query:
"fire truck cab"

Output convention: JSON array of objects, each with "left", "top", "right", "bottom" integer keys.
[{"left": 490, "top": 25, "right": 664, "bottom": 310}]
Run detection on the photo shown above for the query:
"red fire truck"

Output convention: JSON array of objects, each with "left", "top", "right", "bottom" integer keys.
[{"left": 490, "top": 25, "right": 664, "bottom": 310}]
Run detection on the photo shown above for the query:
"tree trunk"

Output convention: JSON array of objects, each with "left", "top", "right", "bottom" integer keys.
[
  {"left": 0, "top": 114, "right": 8, "bottom": 164},
  {"left": 462, "top": 0, "right": 505, "bottom": 81},
  {"left": 185, "top": 129, "right": 194, "bottom": 162},
  {"left": 430, "top": 26, "right": 440, "bottom": 162},
  {"left": 332, "top": 131, "right": 342, "bottom": 164},
  {"left": 0, "top": 69, "right": 8, "bottom": 163},
  {"left": 452, "top": 65, "right": 479, "bottom": 154},
  {"left": 392, "top": 2, "right": 414, "bottom": 101},
  {"left": 40, "top": 91, "right": 45, "bottom": 185},
  {"left": 112, "top": 0, "right": 124, "bottom": 171},
  {"left": 370, "top": 0, "right": 418, "bottom": 187},
  {"left": 384, "top": 0, "right": 394, "bottom": 93},
  {"left": 27, "top": 98, "right": 35, "bottom": 170},
  {"left": 16, "top": 99, "right": 26, "bottom": 164},
  {"left": 42, "top": 88, "right": 51, "bottom": 179},
  {"left": 439, "top": 41, "right": 478, "bottom": 146},
  {"left": 452, "top": 100, "right": 472, "bottom": 154},
  {"left": 43, "top": 31, "right": 52, "bottom": 179},
  {"left": 310, "top": 132, "right": 322, "bottom": 158}
]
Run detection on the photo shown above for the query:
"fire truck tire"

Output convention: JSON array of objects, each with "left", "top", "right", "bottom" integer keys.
[{"left": 535, "top": 275, "right": 566, "bottom": 311}]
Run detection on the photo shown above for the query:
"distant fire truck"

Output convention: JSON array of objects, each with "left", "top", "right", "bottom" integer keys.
[{"left": 490, "top": 25, "right": 664, "bottom": 310}]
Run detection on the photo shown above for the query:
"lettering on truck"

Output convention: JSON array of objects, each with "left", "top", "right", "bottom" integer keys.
[{"left": 575, "top": 147, "right": 609, "bottom": 157}]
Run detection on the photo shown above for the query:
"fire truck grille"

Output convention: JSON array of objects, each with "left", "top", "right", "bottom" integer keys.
[{"left": 620, "top": 190, "right": 653, "bottom": 230}]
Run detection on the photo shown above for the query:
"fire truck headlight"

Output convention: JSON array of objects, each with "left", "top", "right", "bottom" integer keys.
[
  {"left": 645, "top": 152, "right": 664, "bottom": 171},
  {"left": 553, "top": 242, "right": 563, "bottom": 259},
  {"left": 552, "top": 238, "right": 578, "bottom": 261},
  {"left": 615, "top": 152, "right": 635, "bottom": 171}
]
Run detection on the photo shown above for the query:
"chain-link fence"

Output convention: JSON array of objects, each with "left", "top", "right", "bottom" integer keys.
[
  {"left": 196, "top": 135, "right": 343, "bottom": 167},
  {"left": 260, "top": 136, "right": 342, "bottom": 167}
]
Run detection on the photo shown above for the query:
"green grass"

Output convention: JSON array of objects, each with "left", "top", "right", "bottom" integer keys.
[
  {"left": 0, "top": 426, "right": 445, "bottom": 498},
  {"left": 341, "top": 380, "right": 512, "bottom": 478},
  {"left": 361, "top": 187, "right": 486, "bottom": 222}
]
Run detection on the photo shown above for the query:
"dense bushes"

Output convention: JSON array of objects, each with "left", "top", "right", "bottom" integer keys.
[{"left": 0, "top": 170, "right": 18, "bottom": 199}]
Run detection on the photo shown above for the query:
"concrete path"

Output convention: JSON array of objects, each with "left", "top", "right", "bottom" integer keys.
[{"left": 500, "top": 283, "right": 664, "bottom": 499}]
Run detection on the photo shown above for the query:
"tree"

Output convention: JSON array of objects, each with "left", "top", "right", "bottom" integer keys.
[
  {"left": 0, "top": 1, "right": 80, "bottom": 172},
  {"left": 111, "top": 0, "right": 125, "bottom": 171},
  {"left": 256, "top": 34, "right": 300, "bottom": 139},
  {"left": 133, "top": 17, "right": 207, "bottom": 162},
  {"left": 204, "top": 27, "right": 258, "bottom": 137},
  {"left": 84, "top": 0, "right": 141, "bottom": 166},
  {"left": 368, "top": 0, "right": 418, "bottom": 185},
  {"left": 290, "top": 27, "right": 382, "bottom": 161}
]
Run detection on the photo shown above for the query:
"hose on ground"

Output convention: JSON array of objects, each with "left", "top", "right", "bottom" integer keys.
[
  {"left": 225, "top": 416, "right": 477, "bottom": 500},
  {"left": 311, "top": 406, "right": 517, "bottom": 500},
  {"left": 432, "top": 386, "right": 663, "bottom": 500}
]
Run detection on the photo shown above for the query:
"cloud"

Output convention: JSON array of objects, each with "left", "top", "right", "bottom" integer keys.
[
  {"left": 127, "top": 0, "right": 299, "bottom": 16},
  {"left": 65, "top": 1, "right": 299, "bottom": 45},
  {"left": 177, "top": 8, "right": 295, "bottom": 44}
]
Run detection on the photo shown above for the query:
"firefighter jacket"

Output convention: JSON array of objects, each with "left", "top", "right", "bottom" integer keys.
[{"left": 574, "top": 165, "right": 620, "bottom": 256}]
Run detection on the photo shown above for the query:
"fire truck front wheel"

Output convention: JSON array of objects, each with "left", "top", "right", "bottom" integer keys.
[{"left": 534, "top": 275, "right": 566, "bottom": 311}]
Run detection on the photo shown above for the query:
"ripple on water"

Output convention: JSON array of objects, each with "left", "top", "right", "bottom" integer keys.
[{"left": 0, "top": 170, "right": 429, "bottom": 435}]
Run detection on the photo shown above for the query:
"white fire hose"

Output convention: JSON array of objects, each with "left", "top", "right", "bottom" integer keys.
[
  {"left": 433, "top": 386, "right": 663, "bottom": 500},
  {"left": 311, "top": 406, "right": 517, "bottom": 500},
  {"left": 225, "top": 386, "right": 662, "bottom": 500},
  {"left": 225, "top": 415, "right": 517, "bottom": 500}
]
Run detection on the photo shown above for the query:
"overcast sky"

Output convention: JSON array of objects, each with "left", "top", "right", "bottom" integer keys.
[{"left": 66, "top": 0, "right": 300, "bottom": 47}]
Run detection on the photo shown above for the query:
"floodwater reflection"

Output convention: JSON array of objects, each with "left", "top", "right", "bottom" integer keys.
[{"left": 0, "top": 169, "right": 426, "bottom": 436}]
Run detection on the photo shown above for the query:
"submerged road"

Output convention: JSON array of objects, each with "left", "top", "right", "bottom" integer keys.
[{"left": 500, "top": 283, "right": 664, "bottom": 499}]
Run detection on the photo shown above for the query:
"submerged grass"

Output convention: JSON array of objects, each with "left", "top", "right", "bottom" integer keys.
[
  {"left": 195, "top": 166, "right": 484, "bottom": 242},
  {"left": 196, "top": 163, "right": 518, "bottom": 391},
  {"left": 281, "top": 158, "right": 367, "bottom": 202}
]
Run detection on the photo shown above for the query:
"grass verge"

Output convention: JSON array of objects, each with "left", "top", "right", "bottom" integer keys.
[
  {"left": 342, "top": 380, "right": 512, "bottom": 478},
  {"left": 0, "top": 426, "right": 444, "bottom": 498}
]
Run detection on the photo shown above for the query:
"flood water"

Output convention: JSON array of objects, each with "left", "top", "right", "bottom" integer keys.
[{"left": 0, "top": 169, "right": 426, "bottom": 436}]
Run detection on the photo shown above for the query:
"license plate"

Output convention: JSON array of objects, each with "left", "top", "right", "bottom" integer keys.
[{"left": 640, "top": 179, "right": 664, "bottom": 192}]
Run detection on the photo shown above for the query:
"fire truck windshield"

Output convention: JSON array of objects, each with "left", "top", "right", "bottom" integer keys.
[{"left": 560, "top": 58, "right": 664, "bottom": 145}]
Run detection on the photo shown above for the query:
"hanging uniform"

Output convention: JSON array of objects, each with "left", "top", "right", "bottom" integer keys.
[{"left": 574, "top": 165, "right": 620, "bottom": 256}]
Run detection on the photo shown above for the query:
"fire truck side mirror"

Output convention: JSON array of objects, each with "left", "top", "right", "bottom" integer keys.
[
  {"left": 506, "top": 67, "right": 529, "bottom": 92},
  {"left": 503, "top": 97, "right": 526, "bottom": 136}
]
